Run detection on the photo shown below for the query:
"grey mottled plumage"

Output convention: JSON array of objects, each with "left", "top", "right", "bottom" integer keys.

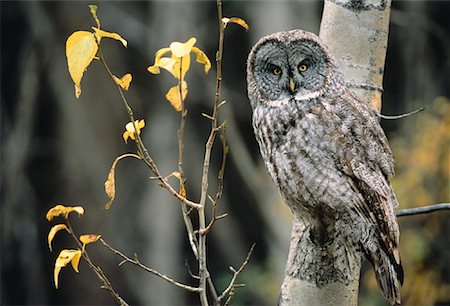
[{"left": 247, "top": 30, "right": 403, "bottom": 305}]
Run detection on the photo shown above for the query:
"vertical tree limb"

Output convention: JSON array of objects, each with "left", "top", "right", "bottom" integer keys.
[
  {"left": 279, "top": 1, "right": 392, "bottom": 305},
  {"left": 319, "top": 0, "right": 392, "bottom": 112}
]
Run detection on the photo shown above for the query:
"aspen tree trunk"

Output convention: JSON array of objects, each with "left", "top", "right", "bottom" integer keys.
[
  {"left": 279, "top": 1, "right": 392, "bottom": 305},
  {"left": 319, "top": 0, "right": 392, "bottom": 112}
]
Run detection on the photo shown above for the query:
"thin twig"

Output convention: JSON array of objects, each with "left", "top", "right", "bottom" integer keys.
[
  {"left": 377, "top": 107, "right": 425, "bottom": 120},
  {"left": 185, "top": 260, "right": 200, "bottom": 280},
  {"left": 196, "top": 1, "right": 226, "bottom": 305},
  {"left": 98, "top": 47, "right": 201, "bottom": 210},
  {"left": 177, "top": 58, "right": 200, "bottom": 259},
  {"left": 218, "top": 243, "right": 256, "bottom": 303},
  {"left": 65, "top": 220, "right": 128, "bottom": 305},
  {"left": 396, "top": 203, "right": 450, "bottom": 217},
  {"left": 100, "top": 238, "right": 202, "bottom": 293}
]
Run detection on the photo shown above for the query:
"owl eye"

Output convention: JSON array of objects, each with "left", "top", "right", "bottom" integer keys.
[
  {"left": 272, "top": 66, "right": 282, "bottom": 75},
  {"left": 298, "top": 63, "right": 308, "bottom": 73}
]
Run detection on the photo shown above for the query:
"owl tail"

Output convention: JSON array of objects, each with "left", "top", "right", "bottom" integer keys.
[{"left": 365, "top": 246, "right": 404, "bottom": 305}]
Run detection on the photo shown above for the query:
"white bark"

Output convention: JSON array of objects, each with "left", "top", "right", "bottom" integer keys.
[
  {"left": 319, "top": 0, "right": 392, "bottom": 111},
  {"left": 279, "top": 217, "right": 361, "bottom": 306},
  {"left": 280, "top": 1, "right": 392, "bottom": 305}
]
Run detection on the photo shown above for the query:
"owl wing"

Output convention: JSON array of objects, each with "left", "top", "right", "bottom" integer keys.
[{"left": 331, "top": 91, "right": 403, "bottom": 303}]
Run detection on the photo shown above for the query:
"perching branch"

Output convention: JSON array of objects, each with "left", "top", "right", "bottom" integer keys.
[
  {"left": 100, "top": 238, "right": 202, "bottom": 293},
  {"left": 396, "top": 203, "right": 450, "bottom": 217}
]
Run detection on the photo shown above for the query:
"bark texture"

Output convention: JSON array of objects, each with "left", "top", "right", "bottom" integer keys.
[
  {"left": 279, "top": 218, "right": 360, "bottom": 306},
  {"left": 279, "top": 1, "right": 392, "bottom": 305},
  {"left": 319, "top": 0, "right": 392, "bottom": 112}
]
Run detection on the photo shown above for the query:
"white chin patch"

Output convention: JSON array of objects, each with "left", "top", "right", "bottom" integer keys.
[
  {"left": 294, "top": 90, "right": 321, "bottom": 101},
  {"left": 265, "top": 96, "right": 291, "bottom": 107}
]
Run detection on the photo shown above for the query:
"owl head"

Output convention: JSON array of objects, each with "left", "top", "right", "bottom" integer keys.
[{"left": 247, "top": 29, "right": 344, "bottom": 110}]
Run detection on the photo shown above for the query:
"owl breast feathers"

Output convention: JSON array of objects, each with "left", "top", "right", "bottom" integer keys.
[{"left": 247, "top": 29, "right": 403, "bottom": 305}]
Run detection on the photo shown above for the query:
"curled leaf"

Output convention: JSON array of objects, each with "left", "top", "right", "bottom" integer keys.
[
  {"left": 46, "top": 205, "right": 84, "bottom": 221},
  {"left": 147, "top": 48, "right": 172, "bottom": 74},
  {"left": 54, "top": 249, "right": 82, "bottom": 289},
  {"left": 66, "top": 31, "right": 98, "bottom": 98},
  {"left": 165, "top": 81, "right": 188, "bottom": 112},
  {"left": 104, "top": 153, "right": 141, "bottom": 209},
  {"left": 192, "top": 47, "right": 211, "bottom": 74},
  {"left": 113, "top": 73, "right": 132, "bottom": 90},
  {"left": 148, "top": 37, "right": 209, "bottom": 81},
  {"left": 122, "top": 119, "right": 145, "bottom": 143},
  {"left": 48, "top": 224, "right": 71, "bottom": 251},
  {"left": 170, "top": 37, "right": 196, "bottom": 58},
  {"left": 170, "top": 171, "right": 182, "bottom": 180},
  {"left": 180, "top": 182, "right": 187, "bottom": 198},
  {"left": 168, "top": 171, "right": 186, "bottom": 198},
  {"left": 80, "top": 234, "right": 101, "bottom": 245},
  {"left": 80, "top": 234, "right": 101, "bottom": 252},
  {"left": 92, "top": 27, "right": 128, "bottom": 47},
  {"left": 222, "top": 17, "right": 249, "bottom": 31}
]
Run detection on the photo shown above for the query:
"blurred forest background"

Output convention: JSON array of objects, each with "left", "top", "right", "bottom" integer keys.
[{"left": 1, "top": 1, "right": 449, "bottom": 305}]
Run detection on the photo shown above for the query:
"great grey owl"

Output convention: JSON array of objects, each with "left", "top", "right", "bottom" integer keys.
[{"left": 247, "top": 29, "right": 403, "bottom": 305}]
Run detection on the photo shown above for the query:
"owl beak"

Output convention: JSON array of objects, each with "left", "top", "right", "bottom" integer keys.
[{"left": 289, "top": 78, "right": 296, "bottom": 94}]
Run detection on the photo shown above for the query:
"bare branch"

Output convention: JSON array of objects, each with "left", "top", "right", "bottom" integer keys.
[
  {"left": 100, "top": 238, "right": 202, "bottom": 293},
  {"left": 396, "top": 203, "right": 450, "bottom": 217},
  {"left": 65, "top": 220, "right": 128, "bottom": 305},
  {"left": 185, "top": 260, "right": 200, "bottom": 280},
  {"left": 377, "top": 107, "right": 425, "bottom": 120},
  {"left": 218, "top": 243, "right": 256, "bottom": 303}
]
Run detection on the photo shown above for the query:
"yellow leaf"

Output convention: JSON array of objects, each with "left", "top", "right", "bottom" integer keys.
[
  {"left": 80, "top": 234, "right": 101, "bottom": 253},
  {"left": 66, "top": 31, "right": 98, "bottom": 99},
  {"left": 222, "top": 17, "right": 249, "bottom": 31},
  {"left": 168, "top": 171, "right": 186, "bottom": 198},
  {"left": 170, "top": 37, "right": 196, "bottom": 58},
  {"left": 54, "top": 266, "right": 62, "bottom": 289},
  {"left": 172, "top": 54, "right": 191, "bottom": 81},
  {"left": 149, "top": 57, "right": 178, "bottom": 78},
  {"left": 54, "top": 249, "right": 82, "bottom": 289},
  {"left": 46, "top": 205, "right": 84, "bottom": 221},
  {"left": 80, "top": 234, "right": 101, "bottom": 245},
  {"left": 104, "top": 153, "right": 141, "bottom": 209},
  {"left": 165, "top": 81, "right": 188, "bottom": 112},
  {"left": 122, "top": 119, "right": 145, "bottom": 143},
  {"left": 92, "top": 27, "right": 127, "bottom": 47},
  {"left": 88, "top": 5, "right": 100, "bottom": 28},
  {"left": 71, "top": 250, "right": 82, "bottom": 273},
  {"left": 147, "top": 48, "right": 172, "bottom": 74},
  {"left": 180, "top": 182, "right": 187, "bottom": 198},
  {"left": 48, "top": 224, "right": 70, "bottom": 251},
  {"left": 171, "top": 171, "right": 182, "bottom": 180},
  {"left": 113, "top": 73, "right": 132, "bottom": 90},
  {"left": 192, "top": 47, "right": 211, "bottom": 74}
]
